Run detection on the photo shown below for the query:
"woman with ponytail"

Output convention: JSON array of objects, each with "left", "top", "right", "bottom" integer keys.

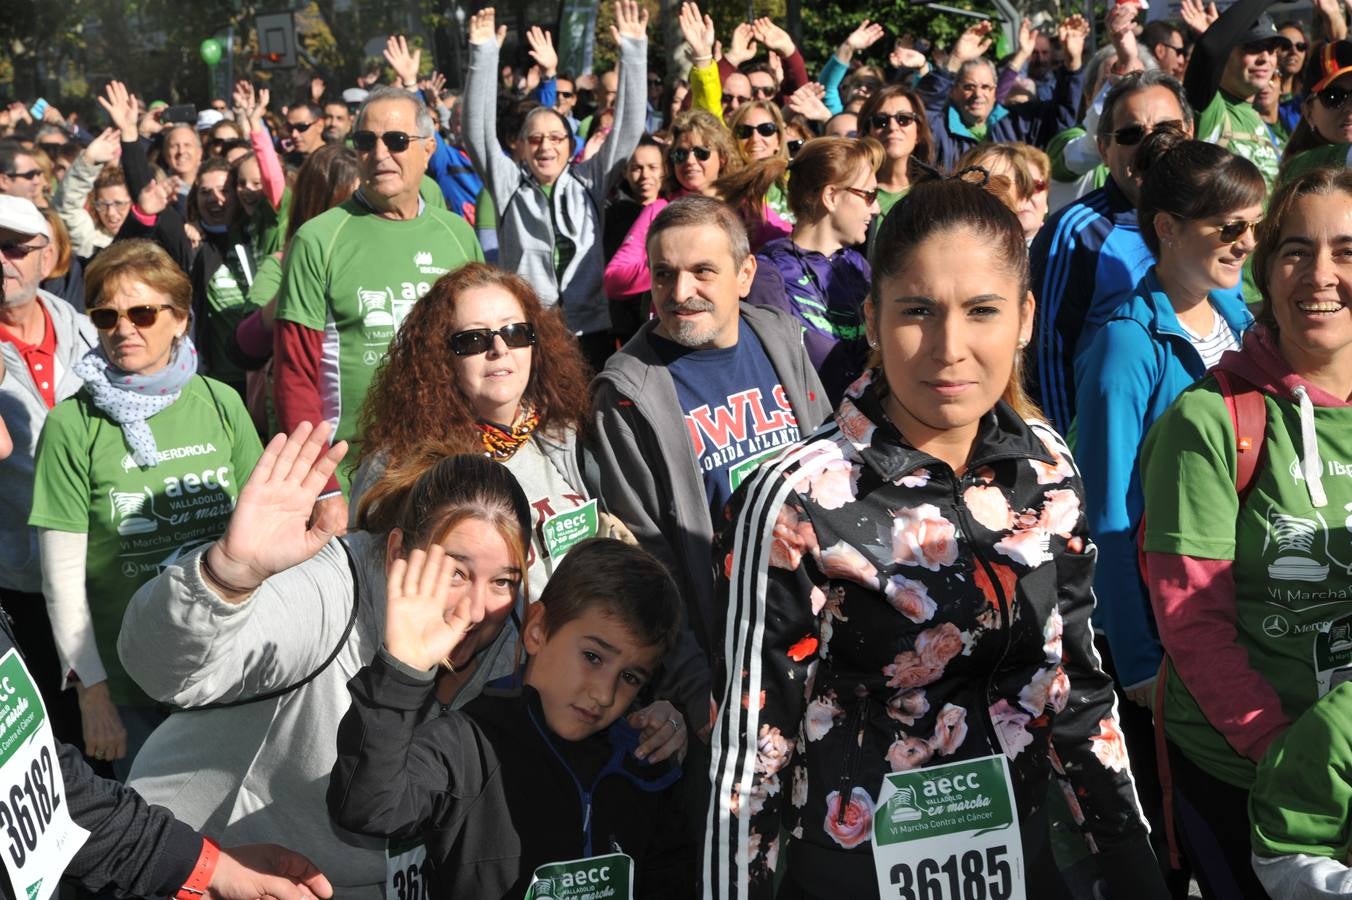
[
  {"left": 708, "top": 175, "right": 1166, "bottom": 899},
  {"left": 753, "top": 136, "right": 881, "bottom": 403}
]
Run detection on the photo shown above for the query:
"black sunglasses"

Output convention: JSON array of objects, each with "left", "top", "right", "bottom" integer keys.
[
  {"left": 1110, "top": 119, "right": 1184, "bottom": 146},
  {"left": 669, "top": 145, "right": 712, "bottom": 164},
  {"left": 1290, "top": 41, "right": 1309, "bottom": 52},
  {"left": 734, "top": 122, "right": 779, "bottom": 139},
  {"left": 721, "top": 93, "right": 751, "bottom": 106},
  {"left": 286, "top": 120, "right": 316, "bottom": 133},
  {"left": 557, "top": 90, "right": 576, "bottom": 99},
  {"left": 0, "top": 238, "right": 49, "bottom": 260},
  {"left": 750, "top": 85, "right": 777, "bottom": 99},
  {"left": 787, "top": 138, "right": 805, "bottom": 156},
  {"left": 352, "top": 130, "right": 424, "bottom": 153},
  {"left": 1318, "top": 85, "right": 1352, "bottom": 109},
  {"left": 449, "top": 322, "right": 537, "bottom": 356},
  {"left": 868, "top": 111, "right": 920, "bottom": 131},
  {"left": 6, "top": 170, "right": 43, "bottom": 181},
  {"left": 88, "top": 304, "right": 176, "bottom": 330}
]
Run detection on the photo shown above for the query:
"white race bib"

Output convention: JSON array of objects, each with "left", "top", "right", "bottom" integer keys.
[
  {"left": 385, "top": 840, "right": 430, "bottom": 900},
  {"left": 872, "top": 755, "right": 1025, "bottom": 900},
  {"left": 0, "top": 648, "right": 89, "bottom": 900}
]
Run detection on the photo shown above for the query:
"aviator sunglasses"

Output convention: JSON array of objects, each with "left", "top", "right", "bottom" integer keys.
[
  {"left": 449, "top": 322, "right": 538, "bottom": 356},
  {"left": 352, "top": 130, "right": 425, "bottom": 153}
]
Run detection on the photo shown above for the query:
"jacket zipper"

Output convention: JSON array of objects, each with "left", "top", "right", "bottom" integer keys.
[{"left": 834, "top": 697, "right": 869, "bottom": 823}]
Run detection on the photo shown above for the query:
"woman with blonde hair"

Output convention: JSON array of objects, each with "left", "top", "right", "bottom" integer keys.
[{"left": 955, "top": 142, "right": 1052, "bottom": 241}]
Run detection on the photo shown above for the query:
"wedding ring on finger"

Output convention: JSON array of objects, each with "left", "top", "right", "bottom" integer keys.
[{"left": 668, "top": 717, "right": 681, "bottom": 731}]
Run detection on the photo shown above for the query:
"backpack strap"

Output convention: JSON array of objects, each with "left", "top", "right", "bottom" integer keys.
[
  {"left": 1212, "top": 368, "right": 1267, "bottom": 501},
  {"left": 179, "top": 537, "right": 362, "bottom": 711}
]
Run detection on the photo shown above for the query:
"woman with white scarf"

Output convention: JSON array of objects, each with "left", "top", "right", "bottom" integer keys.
[{"left": 28, "top": 239, "right": 262, "bottom": 778}]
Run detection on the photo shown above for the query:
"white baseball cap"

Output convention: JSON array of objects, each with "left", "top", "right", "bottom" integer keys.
[
  {"left": 196, "top": 109, "right": 225, "bottom": 131},
  {"left": 0, "top": 196, "right": 51, "bottom": 241}
]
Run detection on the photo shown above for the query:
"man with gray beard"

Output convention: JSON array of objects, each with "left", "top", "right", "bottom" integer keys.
[{"left": 587, "top": 195, "right": 830, "bottom": 693}]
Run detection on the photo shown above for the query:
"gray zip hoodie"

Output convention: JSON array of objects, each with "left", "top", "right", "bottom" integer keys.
[
  {"left": 464, "top": 33, "right": 645, "bottom": 336},
  {"left": 586, "top": 304, "right": 832, "bottom": 689},
  {"left": 0, "top": 290, "right": 96, "bottom": 592}
]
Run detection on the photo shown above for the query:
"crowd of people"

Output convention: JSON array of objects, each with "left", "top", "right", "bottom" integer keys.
[{"left": 2, "top": 0, "right": 1352, "bottom": 896}]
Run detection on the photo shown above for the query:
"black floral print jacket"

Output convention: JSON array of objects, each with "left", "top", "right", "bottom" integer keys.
[{"left": 705, "top": 370, "right": 1151, "bottom": 898}]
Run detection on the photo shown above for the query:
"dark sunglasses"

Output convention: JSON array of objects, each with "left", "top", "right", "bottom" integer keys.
[
  {"left": 750, "top": 85, "right": 777, "bottom": 99},
  {"left": 1210, "top": 218, "right": 1262, "bottom": 243},
  {"left": 868, "top": 111, "right": 920, "bottom": 131},
  {"left": 841, "top": 186, "right": 879, "bottom": 205},
  {"left": 449, "top": 322, "right": 537, "bottom": 356},
  {"left": 1110, "top": 119, "right": 1184, "bottom": 145},
  {"left": 734, "top": 122, "right": 779, "bottom": 139},
  {"left": 1318, "top": 85, "right": 1352, "bottom": 109},
  {"left": 557, "top": 90, "right": 576, "bottom": 99},
  {"left": 1289, "top": 41, "right": 1308, "bottom": 52},
  {"left": 352, "top": 130, "right": 424, "bottom": 153},
  {"left": 669, "top": 145, "right": 712, "bottom": 164},
  {"left": 88, "top": 304, "right": 176, "bottom": 330},
  {"left": 0, "top": 239, "right": 49, "bottom": 260},
  {"left": 286, "top": 120, "right": 316, "bottom": 133},
  {"left": 787, "top": 138, "right": 805, "bottom": 156},
  {"left": 6, "top": 170, "right": 43, "bottom": 181},
  {"left": 721, "top": 93, "right": 751, "bottom": 106}
]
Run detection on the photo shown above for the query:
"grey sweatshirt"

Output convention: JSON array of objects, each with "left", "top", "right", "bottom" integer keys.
[
  {"left": 0, "top": 291, "right": 96, "bottom": 593},
  {"left": 119, "top": 532, "right": 521, "bottom": 899},
  {"left": 586, "top": 304, "right": 832, "bottom": 711},
  {"left": 463, "top": 33, "right": 646, "bottom": 336}
]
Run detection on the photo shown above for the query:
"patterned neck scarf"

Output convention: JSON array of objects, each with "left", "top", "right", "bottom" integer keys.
[
  {"left": 476, "top": 404, "right": 540, "bottom": 461},
  {"left": 73, "top": 336, "right": 198, "bottom": 468}
]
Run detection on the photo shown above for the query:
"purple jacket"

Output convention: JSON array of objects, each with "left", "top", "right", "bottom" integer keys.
[{"left": 750, "top": 237, "right": 871, "bottom": 404}]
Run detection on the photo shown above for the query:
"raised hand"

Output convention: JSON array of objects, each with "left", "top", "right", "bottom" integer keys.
[
  {"left": 383, "top": 546, "right": 479, "bottom": 673},
  {"left": 84, "top": 127, "right": 122, "bottom": 166},
  {"left": 1106, "top": 4, "right": 1142, "bottom": 71},
  {"left": 752, "top": 18, "right": 795, "bottom": 57},
  {"left": 98, "top": 80, "right": 139, "bottom": 140},
  {"left": 1018, "top": 17, "right": 1036, "bottom": 56},
  {"left": 423, "top": 70, "right": 447, "bottom": 97},
  {"left": 1179, "top": 0, "right": 1218, "bottom": 34},
  {"left": 724, "top": 22, "right": 758, "bottom": 66},
  {"left": 949, "top": 21, "right": 994, "bottom": 66},
  {"left": 207, "top": 844, "right": 334, "bottom": 900},
  {"left": 767, "top": 50, "right": 784, "bottom": 86},
  {"left": 890, "top": 45, "right": 927, "bottom": 70},
  {"left": 678, "top": 1, "right": 715, "bottom": 61},
  {"left": 384, "top": 35, "right": 421, "bottom": 87},
  {"left": 785, "top": 82, "right": 832, "bottom": 123},
  {"left": 468, "top": 7, "right": 507, "bottom": 48},
  {"left": 844, "top": 19, "right": 886, "bottom": 54},
  {"left": 611, "top": 0, "right": 649, "bottom": 44},
  {"left": 204, "top": 422, "right": 348, "bottom": 601},
  {"left": 525, "top": 25, "right": 559, "bottom": 76},
  {"left": 1058, "top": 14, "right": 1090, "bottom": 70},
  {"left": 310, "top": 76, "right": 325, "bottom": 104}
]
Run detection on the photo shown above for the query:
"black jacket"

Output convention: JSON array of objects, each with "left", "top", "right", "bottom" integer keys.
[
  {"left": 329, "top": 650, "right": 693, "bottom": 899},
  {"left": 0, "top": 608, "right": 200, "bottom": 898}
]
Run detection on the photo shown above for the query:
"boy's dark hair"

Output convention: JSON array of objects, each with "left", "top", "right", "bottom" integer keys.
[{"left": 537, "top": 539, "right": 681, "bottom": 656}]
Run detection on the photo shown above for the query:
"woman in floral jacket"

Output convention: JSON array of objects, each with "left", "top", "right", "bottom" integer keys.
[{"left": 706, "top": 176, "right": 1166, "bottom": 899}]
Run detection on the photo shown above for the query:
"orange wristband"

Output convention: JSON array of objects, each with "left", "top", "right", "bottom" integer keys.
[{"left": 175, "top": 836, "right": 220, "bottom": 899}]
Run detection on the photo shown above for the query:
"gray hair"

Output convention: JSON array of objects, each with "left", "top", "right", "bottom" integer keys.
[
  {"left": 355, "top": 86, "right": 436, "bottom": 139},
  {"left": 955, "top": 58, "right": 997, "bottom": 84},
  {"left": 1097, "top": 69, "right": 1193, "bottom": 145},
  {"left": 646, "top": 194, "right": 750, "bottom": 268}
]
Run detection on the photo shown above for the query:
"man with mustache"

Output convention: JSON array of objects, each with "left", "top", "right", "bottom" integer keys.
[{"left": 587, "top": 195, "right": 830, "bottom": 724}]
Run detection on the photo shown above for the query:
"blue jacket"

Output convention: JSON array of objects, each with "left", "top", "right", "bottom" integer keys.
[
  {"left": 1028, "top": 178, "right": 1155, "bottom": 436},
  {"left": 428, "top": 135, "right": 483, "bottom": 223},
  {"left": 918, "top": 65, "right": 1084, "bottom": 171},
  {"left": 1073, "top": 268, "right": 1252, "bottom": 687}
]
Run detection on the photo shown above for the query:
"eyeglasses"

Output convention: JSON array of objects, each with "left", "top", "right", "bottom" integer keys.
[
  {"left": 1162, "top": 43, "right": 1186, "bottom": 54},
  {"left": 449, "top": 322, "right": 537, "bottom": 356},
  {"left": 868, "top": 111, "right": 920, "bottom": 131},
  {"left": 841, "top": 186, "right": 879, "bottom": 205},
  {"left": 6, "top": 170, "right": 43, "bottom": 181},
  {"left": 93, "top": 199, "right": 131, "bottom": 211},
  {"left": 88, "top": 304, "right": 177, "bottom": 331},
  {"left": 750, "top": 85, "right": 777, "bottom": 99},
  {"left": 352, "top": 130, "right": 426, "bottom": 153},
  {"left": 286, "top": 120, "right": 316, "bottom": 133},
  {"left": 557, "top": 90, "right": 576, "bottom": 99},
  {"left": 734, "top": 122, "right": 779, "bottom": 140},
  {"left": 669, "top": 145, "right": 712, "bottom": 164},
  {"left": 1318, "top": 85, "right": 1352, "bottom": 109},
  {"left": 1209, "top": 218, "right": 1262, "bottom": 243},
  {"left": 526, "top": 132, "right": 569, "bottom": 146},
  {"left": 721, "top": 93, "right": 751, "bottom": 107},
  {"left": 787, "top": 138, "right": 805, "bottom": 156},
  {"left": 0, "top": 239, "right": 49, "bottom": 260},
  {"left": 1110, "top": 119, "right": 1184, "bottom": 145},
  {"left": 1289, "top": 41, "right": 1308, "bottom": 52}
]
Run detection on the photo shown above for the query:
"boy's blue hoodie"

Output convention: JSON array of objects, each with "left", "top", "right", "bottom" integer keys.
[{"left": 1073, "top": 267, "right": 1252, "bottom": 687}]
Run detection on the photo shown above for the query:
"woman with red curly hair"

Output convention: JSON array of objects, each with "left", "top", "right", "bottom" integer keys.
[{"left": 351, "top": 262, "right": 597, "bottom": 607}]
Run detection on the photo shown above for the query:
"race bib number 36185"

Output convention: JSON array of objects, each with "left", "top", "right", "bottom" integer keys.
[
  {"left": 0, "top": 649, "right": 88, "bottom": 900},
  {"left": 872, "top": 755, "right": 1025, "bottom": 900}
]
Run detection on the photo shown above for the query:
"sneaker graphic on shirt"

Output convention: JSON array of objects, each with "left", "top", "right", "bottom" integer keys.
[
  {"left": 109, "top": 487, "right": 158, "bottom": 536},
  {"left": 1264, "top": 510, "right": 1330, "bottom": 581},
  {"left": 358, "top": 287, "right": 394, "bottom": 328}
]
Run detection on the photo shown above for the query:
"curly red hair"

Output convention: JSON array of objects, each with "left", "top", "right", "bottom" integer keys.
[{"left": 357, "top": 262, "right": 592, "bottom": 468}]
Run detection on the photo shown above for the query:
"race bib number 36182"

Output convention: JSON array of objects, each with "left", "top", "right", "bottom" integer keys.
[
  {"left": 872, "top": 755, "right": 1025, "bottom": 900},
  {"left": 0, "top": 649, "right": 88, "bottom": 900}
]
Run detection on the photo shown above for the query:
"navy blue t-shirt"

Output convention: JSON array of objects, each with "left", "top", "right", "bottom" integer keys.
[{"left": 652, "top": 327, "right": 802, "bottom": 518}]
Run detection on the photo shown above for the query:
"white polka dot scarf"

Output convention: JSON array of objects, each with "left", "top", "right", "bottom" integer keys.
[{"left": 73, "top": 337, "right": 199, "bottom": 468}]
